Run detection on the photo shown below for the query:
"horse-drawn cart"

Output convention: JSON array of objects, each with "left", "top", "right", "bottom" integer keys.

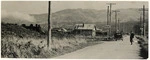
[{"left": 114, "top": 33, "right": 123, "bottom": 41}]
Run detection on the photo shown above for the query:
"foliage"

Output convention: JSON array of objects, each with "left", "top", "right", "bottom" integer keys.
[
  {"left": 1, "top": 22, "right": 89, "bottom": 58},
  {"left": 133, "top": 24, "right": 141, "bottom": 35},
  {"left": 1, "top": 36, "right": 87, "bottom": 58},
  {"left": 1, "top": 22, "right": 46, "bottom": 39}
]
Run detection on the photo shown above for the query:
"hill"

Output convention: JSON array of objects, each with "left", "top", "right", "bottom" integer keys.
[
  {"left": 32, "top": 8, "right": 148, "bottom": 24},
  {"left": 2, "top": 8, "right": 148, "bottom": 25},
  {"left": 2, "top": 8, "right": 148, "bottom": 32}
]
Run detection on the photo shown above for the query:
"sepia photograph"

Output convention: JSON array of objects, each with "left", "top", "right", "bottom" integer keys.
[{"left": 1, "top": 1, "right": 149, "bottom": 59}]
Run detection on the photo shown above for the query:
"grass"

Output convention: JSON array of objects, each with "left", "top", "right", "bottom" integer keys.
[
  {"left": 1, "top": 35, "right": 90, "bottom": 58},
  {"left": 1, "top": 22, "right": 103, "bottom": 58},
  {"left": 136, "top": 36, "right": 148, "bottom": 59},
  {"left": 1, "top": 35, "right": 103, "bottom": 58}
]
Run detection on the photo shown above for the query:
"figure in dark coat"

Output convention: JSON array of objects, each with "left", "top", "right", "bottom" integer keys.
[{"left": 130, "top": 32, "right": 134, "bottom": 45}]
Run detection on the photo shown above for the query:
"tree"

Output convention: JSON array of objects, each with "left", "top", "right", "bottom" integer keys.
[{"left": 133, "top": 24, "right": 141, "bottom": 35}]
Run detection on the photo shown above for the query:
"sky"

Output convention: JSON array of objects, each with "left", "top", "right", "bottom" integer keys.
[{"left": 1, "top": 1, "right": 148, "bottom": 14}]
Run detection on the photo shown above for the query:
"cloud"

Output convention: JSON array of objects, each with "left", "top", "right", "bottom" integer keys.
[{"left": 1, "top": 10, "right": 36, "bottom": 22}]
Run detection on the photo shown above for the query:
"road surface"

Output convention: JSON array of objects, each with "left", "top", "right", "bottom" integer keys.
[{"left": 53, "top": 35, "right": 142, "bottom": 59}]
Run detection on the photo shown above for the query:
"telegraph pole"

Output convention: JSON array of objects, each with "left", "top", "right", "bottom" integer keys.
[
  {"left": 139, "top": 5, "right": 148, "bottom": 36},
  {"left": 113, "top": 10, "right": 120, "bottom": 32},
  {"left": 122, "top": 22, "right": 124, "bottom": 33},
  {"left": 107, "top": 6, "right": 109, "bottom": 25},
  {"left": 140, "top": 14, "right": 142, "bottom": 36},
  {"left": 107, "top": 3, "right": 116, "bottom": 36},
  {"left": 118, "top": 18, "right": 120, "bottom": 31},
  {"left": 106, "top": 6, "right": 109, "bottom": 40},
  {"left": 140, "top": 14, "right": 142, "bottom": 27},
  {"left": 143, "top": 5, "right": 145, "bottom": 36},
  {"left": 107, "top": 3, "right": 116, "bottom": 24},
  {"left": 47, "top": 1, "right": 51, "bottom": 49}
]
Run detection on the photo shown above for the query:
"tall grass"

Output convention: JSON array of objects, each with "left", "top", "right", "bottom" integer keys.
[
  {"left": 1, "top": 36, "right": 87, "bottom": 58},
  {"left": 1, "top": 22, "right": 88, "bottom": 58},
  {"left": 136, "top": 36, "right": 148, "bottom": 59}
]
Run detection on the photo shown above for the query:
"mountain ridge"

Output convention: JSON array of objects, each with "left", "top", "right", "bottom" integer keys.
[
  {"left": 2, "top": 8, "right": 148, "bottom": 25},
  {"left": 33, "top": 8, "right": 148, "bottom": 24}
]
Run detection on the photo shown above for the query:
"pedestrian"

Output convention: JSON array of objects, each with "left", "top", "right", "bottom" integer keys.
[{"left": 130, "top": 31, "right": 134, "bottom": 45}]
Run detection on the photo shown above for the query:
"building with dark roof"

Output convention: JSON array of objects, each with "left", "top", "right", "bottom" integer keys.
[{"left": 73, "top": 23, "right": 96, "bottom": 37}]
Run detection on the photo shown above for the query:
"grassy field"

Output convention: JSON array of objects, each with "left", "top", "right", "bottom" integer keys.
[
  {"left": 1, "top": 22, "right": 102, "bottom": 58},
  {"left": 1, "top": 36, "right": 89, "bottom": 58}
]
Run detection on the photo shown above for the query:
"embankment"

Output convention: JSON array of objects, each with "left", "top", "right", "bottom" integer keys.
[{"left": 136, "top": 36, "right": 148, "bottom": 59}]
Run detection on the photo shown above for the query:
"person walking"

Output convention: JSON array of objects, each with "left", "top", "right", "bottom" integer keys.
[{"left": 130, "top": 31, "right": 134, "bottom": 45}]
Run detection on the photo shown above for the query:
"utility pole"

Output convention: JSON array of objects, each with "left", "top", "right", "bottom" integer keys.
[
  {"left": 139, "top": 5, "right": 148, "bottom": 37},
  {"left": 107, "top": 6, "right": 109, "bottom": 25},
  {"left": 143, "top": 5, "right": 145, "bottom": 36},
  {"left": 122, "top": 22, "right": 124, "bottom": 33},
  {"left": 107, "top": 3, "right": 116, "bottom": 24},
  {"left": 118, "top": 18, "right": 120, "bottom": 31},
  {"left": 113, "top": 10, "right": 120, "bottom": 32},
  {"left": 140, "top": 14, "right": 142, "bottom": 36},
  {"left": 106, "top": 6, "right": 109, "bottom": 40},
  {"left": 140, "top": 14, "right": 142, "bottom": 27},
  {"left": 107, "top": 3, "right": 116, "bottom": 36},
  {"left": 47, "top": 1, "right": 51, "bottom": 49}
]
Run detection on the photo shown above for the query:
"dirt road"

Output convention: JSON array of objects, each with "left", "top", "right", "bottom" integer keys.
[{"left": 53, "top": 35, "right": 142, "bottom": 59}]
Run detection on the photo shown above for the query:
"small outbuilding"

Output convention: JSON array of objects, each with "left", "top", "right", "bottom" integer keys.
[{"left": 73, "top": 23, "right": 96, "bottom": 37}]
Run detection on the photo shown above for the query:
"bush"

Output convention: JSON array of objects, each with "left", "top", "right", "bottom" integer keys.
[
  {"left": 1, "top": 22, "right": 46, "bottom": 39},
  {"left": 1, "top": 22, "right": 89, "bottom": 58},
  {"left": 1, "top": 35, "right": 87, "bottom": 58}
]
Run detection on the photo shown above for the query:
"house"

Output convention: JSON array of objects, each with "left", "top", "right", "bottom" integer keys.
[
  {"left": 96, "top": 28, "right": 104, "bottom": 36},
  {"left": 73, "top": 23, "right": 96, "bottom": 37},
  {"left": 51, "top": 28, "right": 67, "bottom": 33}
]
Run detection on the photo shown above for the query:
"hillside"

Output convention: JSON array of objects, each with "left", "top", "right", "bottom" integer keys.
[
  {"left": 30, "top": 14, "right": 48, "bottom": 24},
  {"left": 32, "top": 8, "right": 148, "bottom": 24},
  {"left": 2, "top": 8, "right": 148, "bottom": 32},
  {"left": 2, "top": 8, "right": 148, "bottom": 25},
  {"left": 30, "top": 8, "right": 147, "bottom": 28}
]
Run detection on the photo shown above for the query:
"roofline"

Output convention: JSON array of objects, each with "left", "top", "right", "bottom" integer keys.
[{"left": 74, "top": 29, "right": 95, "bottom": 30}]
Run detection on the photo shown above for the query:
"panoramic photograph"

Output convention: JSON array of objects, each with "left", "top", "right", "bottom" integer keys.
[{"left": 1, "top": 1, "right": 148, "bottom": 59}]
